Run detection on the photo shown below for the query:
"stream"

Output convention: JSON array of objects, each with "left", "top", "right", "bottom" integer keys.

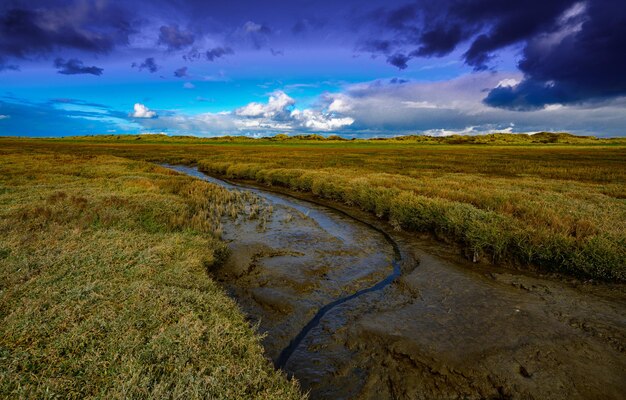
[{"left": 166, "top": 165, "right": 626, "bottom": 400}]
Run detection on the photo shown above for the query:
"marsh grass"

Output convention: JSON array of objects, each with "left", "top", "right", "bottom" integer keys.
[
  {"left": 1, "top": 137, "right": 624, "bottom": 281},
  {"left": 195, "top": 159, "right": 625, "bottom": 281},
  {"left": 0, "top": 152, "right": 303, "bottom": 399}
]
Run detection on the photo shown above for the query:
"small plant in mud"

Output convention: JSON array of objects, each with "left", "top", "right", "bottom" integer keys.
[
  {"left": 257, "top": 215, "right": 269, "bottom": 232},
  {"left": 214, "top": 223, "right": 224, "bottom": 238},
  {"left": 228, "top": 203, "right": 238, "bottom": 219},
  {"left": 293, "top": 210, "right": 312, "bottom": 221},
  {"left": 390, "top": 217, "right": 402, "bottom": 232},
  {"left": 246, "top": 202, "right": 273, "bottom": 221},
  {"left": 248, "top": 204, "right": 260, "bottom": 220}
]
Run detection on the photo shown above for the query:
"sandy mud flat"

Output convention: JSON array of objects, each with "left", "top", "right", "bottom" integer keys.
[{"left": 167, "top": 165, "right": 626, "bottom": 400}]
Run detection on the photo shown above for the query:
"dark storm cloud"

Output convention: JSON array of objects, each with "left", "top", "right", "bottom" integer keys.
[
  {"left": 54, "top": 58, "right": 103, "bottom": 75},
  {"left": 387, "top": 53, "right": 410, "bottom": 70},
  {"left": 205, "top": 47, "right": 234, "bottom": 61},
  {"left": 132, "top": 57, "right": 159, "bottom": 73},
  {"left": 183, "top": 46, "right": 234, "bottom": 62},
  {"left": 361, "top": 0, "right": 575, "bottom": 70},
  {"left": 357, "top": 0, "right": 626, "bottom": 107},
  {"left": 459, "top": 0, "right": 574, "bottom": 70},
  {"left": 0, "top": 2, "right": 135, "bottom": 69},
  {"left": 158, "top": 25, "right": 195, "bottom": 50},
  {"left": 1, "top": 0, "right": 624, "bottom": 112},
  {"left": 485, "top": 0, "right": 626, "bottom": 109},
  {"left": 413, "top": 25, "right": 463, "bottom": 57},
  {"left": 270, "top": 48, "right": 283, "bottom": 56},
  {"left": 174, "top": 66, "right": 188, "bottom": 78},
  {"left": 389, "top": 78, "right": 408, "bottom": 84},
  {"left": 183, "top": 48, "right": 202, "bottom": 62}
]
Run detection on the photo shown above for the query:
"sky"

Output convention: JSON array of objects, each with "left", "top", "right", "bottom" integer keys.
[{"left": 0, "top": 0, "right": 625, "bottom": 137}]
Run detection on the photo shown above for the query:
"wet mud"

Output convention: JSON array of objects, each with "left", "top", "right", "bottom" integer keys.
[{"left": 166, "top": 165, "right": 626, "bottom": 400}]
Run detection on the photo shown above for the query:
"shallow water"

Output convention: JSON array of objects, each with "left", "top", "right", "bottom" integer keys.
[
  {"left": 166, "top": 165, "right": 400, "bottom": 389},
  {"left": 166, "top": 165, "right": 626, "bottom": 400}
]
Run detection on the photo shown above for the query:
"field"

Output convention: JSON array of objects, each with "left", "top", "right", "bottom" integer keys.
[
  {"left": 193, "top": 142, "right": 626, "bottom": 281},
  {"left": 0, "top": 148, "right": 302, "bottom": 398},
  {"left": 2, "top": 133, "right": 623, "bottom": 281},
  {"left": 1, "top": 134, "right": 625, "bottom": 397}
]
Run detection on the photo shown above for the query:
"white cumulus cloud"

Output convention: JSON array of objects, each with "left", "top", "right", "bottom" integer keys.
[
  {"left": 235, "top": 91, "right": 295, "bottom": 118},
  {"left": 328, "top": 97, "right": 352, "bottom": 113},
  {"left": 291, "top": 109, "right": 354, "bottom": 131},
  {"left": 131, "top": 103, "right": 157, "bottom": 119},
  {"left": 133, "top": 89, "right": 355, "bottom": 135}
]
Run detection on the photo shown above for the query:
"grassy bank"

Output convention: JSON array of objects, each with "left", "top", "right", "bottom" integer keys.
[
  {"left": 1, "top": 136, "right": 624, "bottom": 282},
  {"left": 0, "top": 150, "right": 303, "bottom": 399},
  {"left": 194, "top": 153, "right": 625, "bottom": 281}
]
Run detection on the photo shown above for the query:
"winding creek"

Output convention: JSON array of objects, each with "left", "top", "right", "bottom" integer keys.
[{"left": 166, "top": 165, "right": 626, "bottom": 400}]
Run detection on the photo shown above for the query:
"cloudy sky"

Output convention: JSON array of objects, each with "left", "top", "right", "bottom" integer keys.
[{"left": 1, "top": 0, "right": 625, "bottom": 137}]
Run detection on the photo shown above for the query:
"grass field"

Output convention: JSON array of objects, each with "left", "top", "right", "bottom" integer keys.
[
  {"left": 192, "top": 142, "right": 626, "bottom": 282},
  {"left": 4, "top": 133, "right": 622, "bottom": 281},
  {"left": 0, "top": 149, "right": 303, "bottom": 399},
  {"left": 2, "top": 135, "right": 625, "bottom": 282},
  {"left": 0, "top": 134, "right": 624, "bottom": 397}
]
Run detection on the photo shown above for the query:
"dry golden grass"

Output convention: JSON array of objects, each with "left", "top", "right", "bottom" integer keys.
[
  {"left": 0, "top": 151, "right": 303, "bottom": 399},
  {"left": 1, "top": 137, "right": 624, "bottom": 281},
  {"left": 195, "top": 157, "right": 625, "bottom": 281}
]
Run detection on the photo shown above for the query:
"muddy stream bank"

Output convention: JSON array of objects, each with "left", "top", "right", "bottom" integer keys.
[{"left": 166, "top": 165, "right": 625, "bottom": 400}]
